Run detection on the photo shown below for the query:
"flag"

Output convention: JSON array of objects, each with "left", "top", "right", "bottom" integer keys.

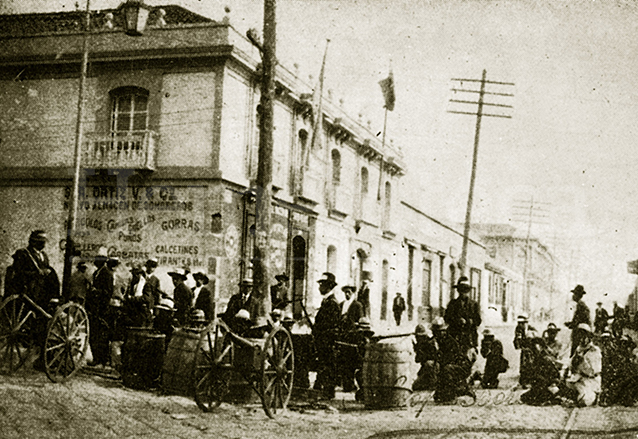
[{"left": 379, "top": 71, "right": 395, "bottom": 111}]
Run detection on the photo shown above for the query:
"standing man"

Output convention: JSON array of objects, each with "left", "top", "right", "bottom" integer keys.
[
  {"left": 87, "top": 256, "right": 119, "bottom": 367},
  {"left": 142, "top": 258, "right": 164, "bottom": 311},
  {"left": 312, "top": 272, "right": 341, "bottom": 400},
  {"left": 168, "top": 268, "right": 193, "bottom": 327},
  {"left": 68, "top": 261, "right": 91, "bottom": 305},
  {"left": 341, "top": 285, "right": 364, "bottom": 334},
  {"left": 223, "top": 279, "right": 253, "bottom": 332},
  {"left": 270, "top": 272, "right": 289, "bottom": 311},
  {"left": 392, "top": 292, "right": 407, "bottom": 326},
  {"left": 514, "top": 314, "right": 532, "bottom": 387},
  {"left": 444, "top": 276, "right": 482, "bottom": 353},
  {"left": 358, "top": 271, "right": 372, "bottom": 317},
  {"left": 123, "top": 262, "right": 148, "bottom": 327},
  {"left": 594, "top": 302, "right": 609, "bottom": 334},
  {"left": 565, "top": 284, "right": 591, "bottom": 357},
  {"left": 193, "top": 272, "right": 215, "bottom": 322}
]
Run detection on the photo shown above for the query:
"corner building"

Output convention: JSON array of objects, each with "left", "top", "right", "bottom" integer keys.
[{"left": 0, "top": 5, "right": 488, "bottom": 329}]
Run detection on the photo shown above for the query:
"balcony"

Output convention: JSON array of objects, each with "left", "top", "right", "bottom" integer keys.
[{"left": 83, "top": 130, "right": 157, "bottom": 171}]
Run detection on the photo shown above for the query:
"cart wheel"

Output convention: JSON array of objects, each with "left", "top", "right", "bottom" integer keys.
[
  {"left": 0, "top": 295, "right": 37, "bottom": 374},
  {"left": 44, "top": 302, "right": 89, "bottom": 383},
  {"left": 194, "top": 319, "right": 233, "bottom": 412},
  {"left": 260, "top": 325, "right": 294, "bottom": 419}
]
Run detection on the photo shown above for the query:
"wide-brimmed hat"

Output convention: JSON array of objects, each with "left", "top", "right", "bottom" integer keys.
[
  {"left": 145, "top": 258, "right": 158, "bottom": 268},
  {"left": 29, "top": 230, "right": 47, "bottom": 242},
  {"left": 341, "top": 285, "right": 356, "bottom": 293},
  {"left": 431, "top": 316, "right": 448, "bottom": 330},
  {"left": 454, "top": 276, "right": 471, "bottom": 290},
  {"left": 577, "top": 323, "right": 593, "bottom": 334},
  {"left": 155, "top": 298, "right": 175, "bottom": 311},
  {"left": 193, "top": 272, "right": 209, "bottom": 283},
  {"left": 318, "top": 272, "right": 337, "bottom": 288},
  {"left": 168, "top": 268, "right": 188, "bottom": 279},
  {"left": 571, "top": 285, "right": 586, "bottom": 296},
  {"left": 546, "top": 322, "right": 560, "bottom": 332},
  {"left": 106, "top": 257, "right": 120, "bottom": 267},
  {"left": 239, "top": 278, "right": 253, "bottom": 286},
  {"left": 275, "top": 273, "right": 289, "bottom": 282},
  {"left": 235, "top": 309, "right": 251, "bottom": 320},
  {"left": 415, "top": 324, "right": 427, "bottom": 336},
  {"left": 190, "top": 309, "right": 206, "bottom": 324},
  {"left": 517, "top": 314, "right": 529, "bottom": 323},
  {"left": 483, "top": 328, "right": 494, "bottom": 337}
]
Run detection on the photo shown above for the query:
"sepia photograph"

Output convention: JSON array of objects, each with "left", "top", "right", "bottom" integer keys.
[{"left": 1, "top": 0, "right": 638, "bottom": 437}]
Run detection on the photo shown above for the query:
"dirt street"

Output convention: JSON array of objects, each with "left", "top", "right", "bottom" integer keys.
[{"left": 1, "top": 366, "right": 637, "bottom": 439}]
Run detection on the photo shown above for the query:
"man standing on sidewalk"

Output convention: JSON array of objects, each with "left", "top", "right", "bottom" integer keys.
[
  {"left": 392, "top": 292, "right": 406, "bottom": 326},
  {"left": 312, "top": 272, "right": 341, "bottom": 400}
]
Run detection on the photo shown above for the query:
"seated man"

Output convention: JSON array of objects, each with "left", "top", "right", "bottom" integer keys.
[
  {"left": 561, "top": 323, "right": 602, "bottom": 407},
  {"left": 412, "top": 324, "right": 438, "bottom": 391},
  {"left": 431, "top": 317, "right": 474, "bottom": 404},
  {"left": 480, "top": 328, "right": 508, "bottom": 389},
  {"left": 520, "top": 336, "right": 562, "bottom": 406}
]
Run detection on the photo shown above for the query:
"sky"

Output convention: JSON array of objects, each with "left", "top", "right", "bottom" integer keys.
[{"left": 3, "top": 0, "right": 638, "bottom": 307}]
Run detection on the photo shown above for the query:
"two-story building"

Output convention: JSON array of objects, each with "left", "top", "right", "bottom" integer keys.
[{"left": 0, "top": 4, "right": 489, "bottom": 329}]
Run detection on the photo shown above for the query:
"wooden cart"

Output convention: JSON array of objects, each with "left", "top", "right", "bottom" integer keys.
[
  {"left": 0, "top": 294, "right": 89, "bottom": 383},
  {"left": 192, "top": 318, "right": 294, "bottom": 419}
]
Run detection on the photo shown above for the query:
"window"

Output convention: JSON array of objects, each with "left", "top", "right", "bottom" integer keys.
[
  {"left": 360, "top": 167, "right": 369, "bottom": 194},
  {"left": 331, "top": 149, "right": 341, "bottom": 185},
  {"left": 327, "top": 245, "right": 337, "bottom": 275},
  {"left": 110, "top": 87, "right": 149, "bottom": 133},
  {"left": 383, "top": 181, "right": 392, "bottom": 229},
  {"left": 422, "top": 260, "right": 432, "bottom": 308},
  {"left": 470, "top": 268, "right": 481, "bottom": 302}
]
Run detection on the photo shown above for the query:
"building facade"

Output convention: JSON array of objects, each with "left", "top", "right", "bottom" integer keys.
[{"left": 1, "top": 5, "right": 488, "bottom": 330}]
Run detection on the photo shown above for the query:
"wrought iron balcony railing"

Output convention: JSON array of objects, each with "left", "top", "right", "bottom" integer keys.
[{"left": 83, "top": 130, "right": 157, "bottom": 170}]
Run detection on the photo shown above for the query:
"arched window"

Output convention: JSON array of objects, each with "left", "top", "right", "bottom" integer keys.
[
  {"left": 331, "top": 149, "right": 341, "bottom": 185},
  {"left": 327, "top": 245, "right": 337, "bottom": 275},
  {"left": 360, "top": 167, "right": 369, "bottom": 194},
  {"left": 298, "top": 129, "right": 309, "bottom": 165},
  {"left": 110, "top": 86, "right": 149, "bottom": 133}
]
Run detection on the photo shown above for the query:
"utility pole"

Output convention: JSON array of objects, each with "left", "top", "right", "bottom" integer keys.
[
  {"left": 62, "top": 0, "right": 91, "bottom": 298},
  {"left": 248, "top": 0, "right": 276, "bottom": 326},
  {"left": 512, "top": 197, "right": 551, "bottom": 316},
  {"left": 449, "top": 70, "right": 514, "bottom": 275}
]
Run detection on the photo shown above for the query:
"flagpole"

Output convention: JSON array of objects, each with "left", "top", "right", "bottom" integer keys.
[{"left": 377, "top": 107, "right": 388, "bottom": 201}]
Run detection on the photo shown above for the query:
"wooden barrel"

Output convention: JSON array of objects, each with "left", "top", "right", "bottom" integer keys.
[
  {"left": 362, "top": 338, "right": 413, "bottom": 409},
  {"left": 121, "top": 327, "right": 166, "bottom": 390},
  {"left": 161, "top": 328, "right": 201, "bottom": 396}
]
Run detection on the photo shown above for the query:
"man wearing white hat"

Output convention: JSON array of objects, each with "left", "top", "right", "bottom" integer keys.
[{"left": 563, "top": 323, "right": 601, "bottom": 406}]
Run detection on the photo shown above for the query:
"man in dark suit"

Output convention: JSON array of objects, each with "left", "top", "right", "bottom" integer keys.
[
  {"left": 168, "top": 268, "right": 193, "bottom": 327},
  {"left": 87, "top": 256, "right": 119, "bottom": 367},
  {"left": 270, "top": 272, "right": 289, "bottom": 311},
  {"left": 142, "top": 258, "right": 165, "bottom": 311},
  {"left": 193, "top": 272, "right": 215, "bottom": 322},
  {"left": 392, "top": 292, "right": 407, "bottom": 326},
  {"left": 312, "top": 272, "right": 341, "bottom": 400},
  {"left": 565, "top": 284, "right": 591, "bottom": 356},
  {"left": 444, "top": 276, "right": 482, "bottom": 353},
  {"left": 594, "top": 302, "right": 609, "bottom": 334},
  {"left": 339, "top": 285, "right": 364, "bottom": 392},
  {"left": 223, "top": 279, "right": 253, "bottom": 332}
]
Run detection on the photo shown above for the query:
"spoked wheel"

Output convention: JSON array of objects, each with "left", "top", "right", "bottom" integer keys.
[
  {"left": 0, "top": 295, "right": 37, "bottom": 374},
  {"left": 44, "top": 302, "right": 89, "bottom": 383},
  {"left": 260, "top": 325, "right": 294, "bottom": 419},
  {"left": 194, "top": 319, "right": 233, "bottom": 412}
]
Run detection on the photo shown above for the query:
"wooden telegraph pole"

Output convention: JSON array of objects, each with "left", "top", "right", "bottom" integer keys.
[
  {"left": 249, "top": 0, "right": 277, "bottom": 326},
  {"left": 449, "top": 70, "right": 514, "bottom": 275}
]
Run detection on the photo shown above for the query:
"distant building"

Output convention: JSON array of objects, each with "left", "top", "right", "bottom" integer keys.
[{"left": 473, "top": 223, "right": 560, "bottom": 324}]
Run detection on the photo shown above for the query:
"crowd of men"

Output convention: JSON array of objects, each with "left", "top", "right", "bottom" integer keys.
[{"left": 5, "top": 230, "right": 638, "bottom": 407}]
